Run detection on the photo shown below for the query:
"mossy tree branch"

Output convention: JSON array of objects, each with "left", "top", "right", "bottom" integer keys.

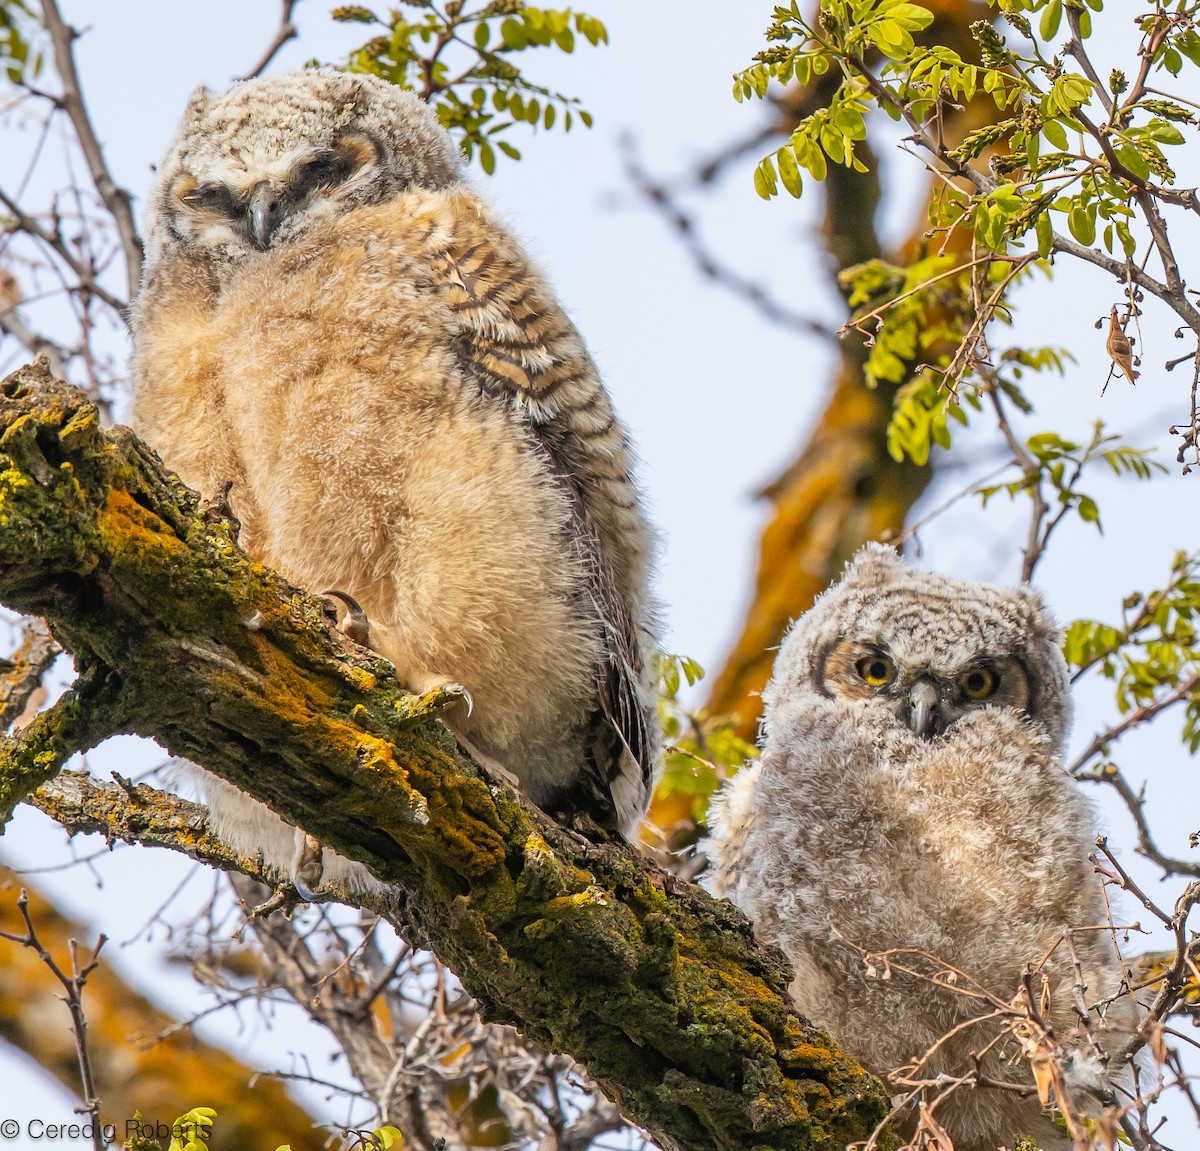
[{"left": 0, "top": 361, "right": 890, "bottom": 1151}]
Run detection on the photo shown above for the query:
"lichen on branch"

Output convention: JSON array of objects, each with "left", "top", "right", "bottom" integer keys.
[{"left": 0, "top": 360, "right": 891, "bottom": 1151}]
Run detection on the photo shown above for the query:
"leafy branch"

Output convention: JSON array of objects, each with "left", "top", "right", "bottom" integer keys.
[
  {"left": 336, "top": 2, "right": 607, "bottom": 171},
  {"left": 737, "top": 0, "right": 1200, "bottom": 469}
]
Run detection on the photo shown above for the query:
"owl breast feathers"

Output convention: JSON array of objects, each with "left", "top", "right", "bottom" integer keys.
[
  {"left": 705, "top": 544, "right": 1140, "bottom": 1151},
  {"left": 129, "top": 70, "right": 660, "bottom": 893}
]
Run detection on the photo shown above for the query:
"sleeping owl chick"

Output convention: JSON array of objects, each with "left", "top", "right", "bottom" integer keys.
[
  {"left": 130, "top": 70, "right": 659, "bottom": 895},
  {"left": 705, "top": 544, "right": 1139, "bottom": 1151}
]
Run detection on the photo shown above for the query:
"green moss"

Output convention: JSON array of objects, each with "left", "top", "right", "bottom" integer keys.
[{"left": 0, "top": 365, "right": 896, "bottom": 1151}]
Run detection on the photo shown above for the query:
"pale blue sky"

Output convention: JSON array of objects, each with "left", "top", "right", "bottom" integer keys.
[{"left": 0, "top": 1, "right": 1197, "bottom": 1145}]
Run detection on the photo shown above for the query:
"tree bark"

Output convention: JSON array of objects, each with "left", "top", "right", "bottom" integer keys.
[{"left": 0, "top": 362, "right": 891, "bottom": 1151}]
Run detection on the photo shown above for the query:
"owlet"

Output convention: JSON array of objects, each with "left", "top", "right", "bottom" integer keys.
[
  {"left": 705, "top": 544, "right": 1139, "bottom": 1151},
  {"left": 129, "top": 70, "right": 659, "bottom": 894}
]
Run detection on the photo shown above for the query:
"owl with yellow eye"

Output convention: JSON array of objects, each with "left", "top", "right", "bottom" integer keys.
[{"left": 705, "top": 544, "right": 1137, "bottom": 1151}]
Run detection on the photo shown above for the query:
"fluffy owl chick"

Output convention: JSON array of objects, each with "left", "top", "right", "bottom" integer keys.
[
  {"left": 705, "top": 544, "right": 1137, "bottom": 1151},
  {"left": 130, "top": 70, "right": 659, "bottom": 894}
]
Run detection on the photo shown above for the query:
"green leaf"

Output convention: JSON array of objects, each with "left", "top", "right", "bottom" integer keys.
[
  {"left": 1179, "top": 31, "right": 1200, "bottom": 68},
  {"left": 1115, "top": 220, "right": 1136, "bottom": 258},
  {"left": 1077, "top": 494, "right": 1101, "bottom": 526},
  {"left": 777, "top": 145, "right": 803, "bottom": 197},
  {"left": 1147, "top": 119, "right": 1186, "bottom": 145},
  {"left": 1115, "top": 143, "right": 1150, "bottom": 181},
  {"left": 1068, "top": 202, "right": 1096, "bottom": 245},
  {"left": 1039, "top": 0, "right": 1062, "bottom": 41},
  {"left": 753, "top": 157, "right": 778, "bottom": 200},
  {"left": 1042, "top": 118, "right": 1068, "bottom": 150},
  {"left": 890, "top": 3, "right": 936, "bottom": 27},
  {"left": 500, "top": 17, "right": 528, "bottom": 49}
]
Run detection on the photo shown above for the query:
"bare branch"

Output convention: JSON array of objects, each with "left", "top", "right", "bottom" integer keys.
[
  {"left": 0, "top": 615, "right": 59, "bottom": 729},
  {"left": 984, "top": 379, "right": 1048, "bottom": 582},
  {"left": 240, "top": 0, "right": 301, "bottom": 82},
  {"left": 30, "top": 771, "right": 293, "bottom": 890},
  {"left": 0, "top": 362, "right": 889, "bottom": 1151},
  {"left": 0, "top": 313, "right": 65, "bottom": 376},
  {"left": 0, "top": 890, "right": 107, "bottom": 1151},
  {"left": 37, "top": 0, "right": 143, "bottom": 299},
  {"left": 620, "top": 136, "right": 834, "bottom": 341},
  {"left": 1069, "top": 670, "right": 1200, "bottom": 781},
  {"left": 1077, "top": 749, "right": 1200, "bottom": 881},
  {"left": 0, "top": 186, "right": 127, "bottom": 312}
]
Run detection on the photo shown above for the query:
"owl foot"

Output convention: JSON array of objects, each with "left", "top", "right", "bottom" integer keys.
[
  {"left": 559, "top": 808, "right": 619, "bottom": 843},
  {"left": 421, "top": 681, "right": 475, "bottom": 718},
  {"left": 290, "top": 829, "right": 327, "bottom": 902},
  {"left": 322, "top": 589, "right": 371, "bottom": 648}
]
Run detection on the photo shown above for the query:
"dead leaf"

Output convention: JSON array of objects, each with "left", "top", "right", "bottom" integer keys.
[
  {"left": 1028, "top": 1043, "right": 1056, "bottom": 1108},
  {"left": 1093, "top": 1106, "right": 1122, "bottom": 1151},
  {"left": 1105, "top": 305, "right": 1138, "bottom": 384},
  {"left": 1143, "top": 1016, "right": 1168, "bottom": 1067},
  {"left": 916, "top": 1100, "right": 956, "bottom": 1150}
]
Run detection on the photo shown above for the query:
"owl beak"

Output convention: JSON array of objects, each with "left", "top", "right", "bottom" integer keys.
[
  {"left": 907, "top": 678, "right": 940, "bottom": 739},
  {"left": 249, "top": 182, "right": 283, "bottom": 249}
]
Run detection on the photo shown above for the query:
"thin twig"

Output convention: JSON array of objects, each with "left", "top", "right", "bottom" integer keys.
[
  {"left": 240, "top": 0, "right": 301, "bottom": 81},
  {"left": 620, "top": 135, "right": 833, "bottom": 340},
  {"left": 0, "top": 891, "right": 107, "bottom": 1151},
  {"left": 1070, "top": 671, "right": 1200, "bottom": 780},
  {"left": 37, "top": 0, "right": 142, "bottom": 298},
  {"left": 1078, "top": 749, "right": 1200, "bottom": 880},
  {"left": 0, "top": 186, "right": 126, "bottom": 312},
  {"left": 985, "top": 380, "right": 1047, "bottom": 581}
]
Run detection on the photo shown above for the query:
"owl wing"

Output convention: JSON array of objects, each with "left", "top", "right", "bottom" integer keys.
[{"left": 427, "top": 191, "right": 653, "bottom": 830}]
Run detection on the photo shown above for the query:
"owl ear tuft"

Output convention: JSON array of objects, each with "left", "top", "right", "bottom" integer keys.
[
  {"left": 842, "top": 541, "right": 906, "bottom": 586},
  {"left": 1010, "top": 584, "right": 1058, "bottom": 641},
  {"left": 183, "top": 85, "right": 213, "bottom": 122}
]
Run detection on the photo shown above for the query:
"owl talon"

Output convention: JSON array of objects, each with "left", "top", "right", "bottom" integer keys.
[
  {"left": 428, "top": 681, "right": 474, "bottom": 717},
  {"left": 290, "top": 830, "right": 326, "bottom": 902},
  {"left": 323, "top": 589, "right": 371, "bottom": 648}
]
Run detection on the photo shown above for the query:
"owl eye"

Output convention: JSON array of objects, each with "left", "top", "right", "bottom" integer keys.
[
  {"left": 182, "top": 184, "right": 242, "bottom": 217},
  {"left": 960, "top": 667, "right": 998, "bottom": 700},
  {"left": 855, "top": 654, "right": 896, "bottom": 686},
  {"left": 299, "top": 149, "right": 360, "bottom": 192}
]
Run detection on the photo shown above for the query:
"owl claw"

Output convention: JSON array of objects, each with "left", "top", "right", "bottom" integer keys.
[
  {"left": 290, "top": 831, "right": 326, "bottom": 902},
  {"left": 322, "top": 589, "right": 371, "bottom": 647},
  {"left": 430, "top": 681, "right": 474, "bottom": 717}
]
